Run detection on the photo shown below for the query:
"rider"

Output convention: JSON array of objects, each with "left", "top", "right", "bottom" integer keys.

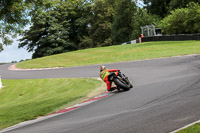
[{"left": 100, "top": 66, "right": 119, "bottom": 92}]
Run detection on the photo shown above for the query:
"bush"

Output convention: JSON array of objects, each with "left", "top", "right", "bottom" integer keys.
[
  {"left": 131, "top": 8, "right": 161, "bottom": 39},
  {"left": 161, "top": 2, "right": 200, "bottom": 34}
]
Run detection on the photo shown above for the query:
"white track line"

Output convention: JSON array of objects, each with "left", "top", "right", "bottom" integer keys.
[{"left": 170, "top": 120, "right": 200, "bottom": 133}]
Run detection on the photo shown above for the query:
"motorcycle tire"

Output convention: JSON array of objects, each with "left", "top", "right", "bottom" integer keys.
[
  {"left": 123, "top": 77, "right": 133, "bottom": 88},
  {"left": 129, "top": 83, "right": 133, "bottom": 88},
  {"left": 114, "top": 78, "right": 130, "bottom": 91}
]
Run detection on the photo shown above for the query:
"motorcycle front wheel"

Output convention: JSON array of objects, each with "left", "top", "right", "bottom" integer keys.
[{"left": 114, "top": 78, "right": 130, "bottom": 91}]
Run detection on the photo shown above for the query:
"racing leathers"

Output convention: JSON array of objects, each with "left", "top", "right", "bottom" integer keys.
[{"left": 100, "top": 69, "right": 119, "bottom": 91}]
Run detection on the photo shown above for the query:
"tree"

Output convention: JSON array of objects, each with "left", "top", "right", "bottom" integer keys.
[
  {"left": 88, "top": 0, "right": 115, "bottom": 47},
  {"left": 168, "top": 0, "right": 200, "bottom": 12},
  {"left": 111, "top": 0, "right": 136, "bottom": 45},
  {"left": 19, "top": 0, "right": 91, "bottom": 58},
  {"left": 0, "top": 0, "right": 56, "bottom": 52},
  {"left": 65, "top": 0, "right": 91, "bottom": 47},
  {"left": 161, "top": 2, "right": 200, "bottom": 34},
  {"left": 0, "top": 0, "right": 26, "bottom": 51},
  {"left": 143, "top": 0, "right": 171, "bottom": 18},
  {"left": 19, "top": 5, "right": 74, "bottom": 58},
  {"left": 143, "top": 0, "right": 200, "bottom": 17},
  {"left": 131, "top": 8, "right": 161, "bottom": 39}
]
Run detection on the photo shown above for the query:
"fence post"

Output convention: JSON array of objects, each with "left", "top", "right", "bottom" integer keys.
[{"left": 0, "top": 75, "right": 2, "bottom": 88}]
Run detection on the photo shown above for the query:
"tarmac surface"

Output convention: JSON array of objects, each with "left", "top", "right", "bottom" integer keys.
[{"left": 1, "top": 55, "right": 200, "bottom": 133}]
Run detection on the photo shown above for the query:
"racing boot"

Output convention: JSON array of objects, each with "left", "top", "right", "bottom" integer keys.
[{"left": 108, "top": 87, "right": 117, "bottom": 92}]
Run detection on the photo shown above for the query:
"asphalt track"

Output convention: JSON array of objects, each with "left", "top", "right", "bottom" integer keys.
[{"left": 1, "top": 55, "right": 200, "bottom": 133}]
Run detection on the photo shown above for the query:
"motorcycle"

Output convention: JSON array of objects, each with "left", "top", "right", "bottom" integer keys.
[{"left": 108, "top": 71, "right": 133, "bottom": 91}]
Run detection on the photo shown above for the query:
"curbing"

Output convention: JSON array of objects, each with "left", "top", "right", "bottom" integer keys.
[
  {"left": 8, "top": 64, "right": 63, "bottom": 71},
  {"left": 48, "top": 91, "right": 110, "bottom": 116},
  {"left": 8, "top": 54, "right": 199, "bottom": 71}
]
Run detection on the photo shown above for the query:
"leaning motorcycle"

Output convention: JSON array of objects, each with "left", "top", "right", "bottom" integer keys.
[{"left": 108, "top": 71, "right": 133, "bottom": 91}]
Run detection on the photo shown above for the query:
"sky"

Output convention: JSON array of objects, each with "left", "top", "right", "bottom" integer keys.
[
  {"left": 0, "top": 38, "right": 33, "bottom": 63},
  {"left": 0, "top": 23, "right": 33, "bottom": 63}
]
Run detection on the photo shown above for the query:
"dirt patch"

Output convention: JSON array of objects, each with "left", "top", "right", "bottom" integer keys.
[
  {"left": 0, "top": 86, "right": 4, "bottom": 91},
  {"left": 49, "top": 80, "right": 106, "bottom": 113},
  {"left": 86, "top": 82, "right": 106, "bottom": 99}
]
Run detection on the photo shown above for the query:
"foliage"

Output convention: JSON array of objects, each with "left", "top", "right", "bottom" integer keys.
[
  {"left": 3, "top": 0, "right": 163, "bottom": 58},
  {"left": 143, "top": 0, "right": 171, "bottom": 18},
  {"left": 87, "top": 0, "right": 115, "bottom": 47},
  {"left": 0, "top": 0, "right": 57, "bottom": 51},
  {"left": 111, "top": 0, "right": 136, "bottom": 45},
  {"left": 79, "top": 36, "right": 93, "bottom": 49},
  {"left": 144, "top": 0, "right": 200, "bottom": 18},
  {"left": 161, "top": 2, "right": 200, "bottom": 34},
  {"left": 5, "top": 0, "right": 200, "bottom": 59},
  {"left": 19, "top": 0, "right": 91, "bottom": 58},
  {"left": 79, "top": 0, "right": 117, "bottom": 49},
  {"left": 19, "top": 0, "right": 118, "bottom": 58},
  {"left": 0, "top": 0, "right": 25, "bottom": 51},
  {"left": 131, "top": 8, "right": 161, "bottom": 39},
  {"left": 66, "top": 0, "right": 91, "bottom": 48},
  {"left": 169, "top": 0, "right": 200, "bottom": 12},
  {"left": 19, "top": 9, "right": 73, "bottom": 58}
]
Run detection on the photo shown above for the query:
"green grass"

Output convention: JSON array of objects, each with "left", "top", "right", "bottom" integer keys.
[
  {"left": 0, "top": 63, "right": 7, "bottom": 65},
  {"left": 16, "top": 41, "right": 200, "bottom": 69},
  {"left": 177, "top": 123, "right": 200, "bottom": 133},
  {"left": 0, "top": 78, "right": 104, "bottom": 129}
]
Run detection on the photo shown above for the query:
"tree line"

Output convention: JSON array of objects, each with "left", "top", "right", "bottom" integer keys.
[
  {"left": 144, "top": 0, "right": 200, "bottom": 18},
  {"left": 19, "top": 0, "right": 159, "bottom": 58},
  {"left": 0, "top": 0, "right": 200, "bottom": 58}
]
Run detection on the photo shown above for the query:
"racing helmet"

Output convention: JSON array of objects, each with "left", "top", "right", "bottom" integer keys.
[{"left": 100, "top": 66, "right": 106, "bottom": 72}]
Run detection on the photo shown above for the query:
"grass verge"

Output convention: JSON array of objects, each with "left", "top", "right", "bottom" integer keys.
[
  {"left": 176, "top": 123, "right": 200, "bottom": 133},
  {"left": 0, "top": 78, "right": 104, "bottom": 129},
  {"left": 16, "top": 41, "right": 200, "bottom": 69},
  {"left": 0, "top": 63, "right": 7, "bottom": 65}
]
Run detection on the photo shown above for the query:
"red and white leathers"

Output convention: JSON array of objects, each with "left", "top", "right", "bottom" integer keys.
[{"left": 100, "top": 69, "right": 119, "bottom": 91}]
